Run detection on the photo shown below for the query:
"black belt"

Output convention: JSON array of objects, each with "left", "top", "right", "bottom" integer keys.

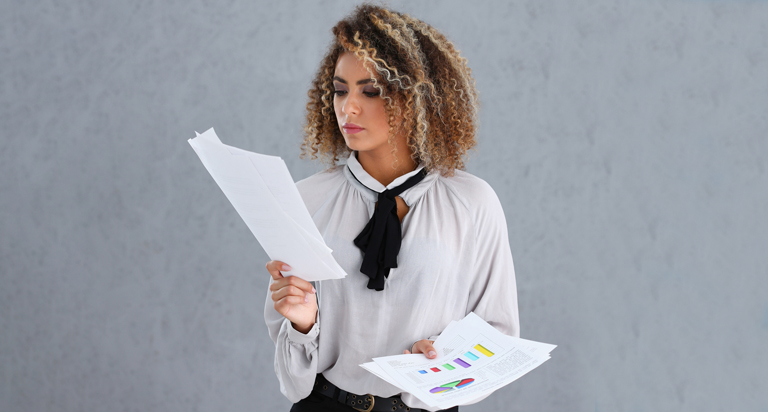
[{"left": 313, "top": 374, "right": 422, "bottom": 412}]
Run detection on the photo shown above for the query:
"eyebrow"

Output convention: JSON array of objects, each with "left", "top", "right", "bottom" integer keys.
[{"left": 333, "top": 76, "right": 374, "bottom": 85}]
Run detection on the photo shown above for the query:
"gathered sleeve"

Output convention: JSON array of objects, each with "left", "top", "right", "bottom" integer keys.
[
  {"left": 264, "top": 281, "right": 320, "bottom": 403},
  {"left": 465, "top": 179, "right": 520, "bottom": 338}
]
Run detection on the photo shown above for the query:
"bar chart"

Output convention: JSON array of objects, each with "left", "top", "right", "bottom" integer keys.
[{"left": 416, "top": 341, "right": 496, "bottom": 375}]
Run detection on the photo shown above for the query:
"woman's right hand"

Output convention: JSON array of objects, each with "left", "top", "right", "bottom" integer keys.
[
  {"left": 404, "top": 339, "right": 437, "bottom": 359},
  {"left": 266, "top": 260, "right": 317, "bottom": 334}
]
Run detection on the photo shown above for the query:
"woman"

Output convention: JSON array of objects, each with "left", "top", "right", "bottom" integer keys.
[{"left": 264, "top": 4, "right": 519, "bottom": 412}]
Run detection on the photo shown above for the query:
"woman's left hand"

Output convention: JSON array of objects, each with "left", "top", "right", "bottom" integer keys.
[{"left": 403, "top": 339, "right": 437, "bottom": 359}]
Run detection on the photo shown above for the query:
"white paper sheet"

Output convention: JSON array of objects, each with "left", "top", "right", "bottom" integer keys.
[
  {"left": 189, "top": 128, "right": 347, "bottom": 281},
  {"left": 362, "top": 313, "right": 555, "bottom": 409}
]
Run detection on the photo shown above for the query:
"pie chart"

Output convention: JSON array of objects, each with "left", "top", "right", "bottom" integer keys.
[{"left": 429, "top": 378, "right": 475, "bottom": 394}]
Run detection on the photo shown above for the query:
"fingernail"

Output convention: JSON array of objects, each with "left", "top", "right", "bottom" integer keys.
[
  {"left": 428, "top": 351, "right": 436, "bottom": 358},
  {"left": 304, "top": 294, "right": 309, "bottom": 303},
  {"left": 282, "top": 264, "right": 291, "bottom": 271},
  {"left": 311, "top": 287, "right": 316, "bottom": 294}
]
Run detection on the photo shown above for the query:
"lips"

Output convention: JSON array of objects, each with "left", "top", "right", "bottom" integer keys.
[{"left": 342, "top": 123, "right": 364, "bottom": 134}]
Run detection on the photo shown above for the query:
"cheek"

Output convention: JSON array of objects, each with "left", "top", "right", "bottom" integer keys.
[
  {"left": 371, "top": 101, "right": 389, "bottom": 127},
  {"left": 333, "top": 101, "right": 345, "bottom": 125}
]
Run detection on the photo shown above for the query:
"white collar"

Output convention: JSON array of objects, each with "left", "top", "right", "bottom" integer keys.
[
  {"left": 344, "top": 152, "right": 436, "bottom": 206},
  {"left": 345, "top": 152, "right": 426, "bottom": 193}
]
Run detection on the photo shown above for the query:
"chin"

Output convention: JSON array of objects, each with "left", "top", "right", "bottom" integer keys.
[
  {"left": 343, "top": 136, "right": 366, "bottom": 152},
  {"left": 343, "top": 134, "right": 389, "bottom": 155}
]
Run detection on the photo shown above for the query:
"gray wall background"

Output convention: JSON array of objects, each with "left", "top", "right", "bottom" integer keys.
[{"left": 1, "top": 0, "right": 766, "bottom": 411}]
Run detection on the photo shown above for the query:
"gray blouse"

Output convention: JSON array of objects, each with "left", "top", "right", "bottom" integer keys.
[{"left": 264, "top": 153, "right": 520, "bottom": 410}]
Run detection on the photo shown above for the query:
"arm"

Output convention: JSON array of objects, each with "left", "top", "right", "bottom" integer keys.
[
  {"left": 412, "top": 181, "right": 519, "bottom": 353},
  {"left": 264, "top": 261, "right": 319, "bottom": 403},
  {"left": 467, "top": 181, "right": 520, "bottom": 337},
  {"left": 406, "top": 184, "right": 519, "bottom": 360}
]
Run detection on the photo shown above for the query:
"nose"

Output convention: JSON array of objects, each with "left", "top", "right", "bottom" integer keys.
[{"left": 342, "top": 93, "right": 361, "bottom": 117}]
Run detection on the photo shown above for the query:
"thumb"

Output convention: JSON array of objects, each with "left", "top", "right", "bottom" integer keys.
[{"left": 413, "top": 339, "right": 437, "bottom": 359}]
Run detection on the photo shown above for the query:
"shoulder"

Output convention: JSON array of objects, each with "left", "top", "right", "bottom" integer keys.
[
  {"left": 435, "top": 170, "right": 511, "bottom": 245},
  {"left": 436, "top": 170, "right": 504, "bottom": 215},
  {"left": 295, "top": 165, "right": 346, "bottom": 212}
]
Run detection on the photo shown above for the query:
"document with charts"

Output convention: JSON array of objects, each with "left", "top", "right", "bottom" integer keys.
[{"left": 361, "top": 313, "right": 555, "bottom": 409}]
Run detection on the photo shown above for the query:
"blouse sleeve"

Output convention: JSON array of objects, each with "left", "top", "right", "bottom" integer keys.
[
  {"left": 465, "top": 180, "right": 520, "bottom": 338},
  {"left": 264, "top": 280, "right": 320, "bottom": 403}
]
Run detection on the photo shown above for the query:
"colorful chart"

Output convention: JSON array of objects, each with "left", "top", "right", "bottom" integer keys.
[
  {"left": 474, "top": 344, "right": 494, "bottom": 357},
  {"left": 418, "top": 344, "right": 495, "bottom": 376},
  {"left": 464, "top": 351, "right": 479, "bottom": 361},
  {"left": 454, "top": 358, "right": 471, "bottom": 368},
  {"left": 430, "top": 378, "right": 475, "bottom": 394},
  {"left": 455, "top": 379, "right": 474, "bottom": 388}
]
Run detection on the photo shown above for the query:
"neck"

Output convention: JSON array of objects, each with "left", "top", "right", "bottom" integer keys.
[{"left": 356, "top": 149, "right": 417, "bottom": 187}]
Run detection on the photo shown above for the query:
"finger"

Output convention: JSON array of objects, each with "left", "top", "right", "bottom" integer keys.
[
  {"left": 274, "top": 295, "right": 307, "bottom": 313},
  {"left": 266, "top": 260, "right": 292, "bottom": 281},
  {"left": 270, "top": 284, "right": 311, "bottom": 303},
  {"left": 270, "top": 275, "right": 316, "bottom": 295},
  {"left": 413, "top": 340, "right": 437, "bottom": 359},
  {"left": 404, "top": 350, "right": 411, "bottom": 354}
]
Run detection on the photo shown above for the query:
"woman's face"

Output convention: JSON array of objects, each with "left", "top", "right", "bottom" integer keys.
[{"left": 333, "top": 52, "right": 391, "bottom": 156}]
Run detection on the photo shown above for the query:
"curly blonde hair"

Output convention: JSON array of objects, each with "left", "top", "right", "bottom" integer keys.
[{"left": 301, "top": 4, "right": 479, "bottom": 175}]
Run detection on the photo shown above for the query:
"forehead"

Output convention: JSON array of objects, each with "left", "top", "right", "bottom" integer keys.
[{"left": 334, "top": 52, "right": 374, "bottom": 81}]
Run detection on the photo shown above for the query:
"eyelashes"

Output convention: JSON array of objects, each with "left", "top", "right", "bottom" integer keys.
[{"left": 332, "top": 89, "right": 381, "bottom": 98}]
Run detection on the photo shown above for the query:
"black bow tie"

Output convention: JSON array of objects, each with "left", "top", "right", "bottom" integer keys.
[{"left": 350, "top": 168, "right": 428, "bottom": 291}]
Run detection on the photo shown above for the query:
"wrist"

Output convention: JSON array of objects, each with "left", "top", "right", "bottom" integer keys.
[{"left": 292, "top": 319, "right": 315, "bottom": 334}]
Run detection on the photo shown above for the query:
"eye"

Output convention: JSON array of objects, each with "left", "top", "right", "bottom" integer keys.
[
  {"left": 363, "top": 87, "right": 380, "bottom": 97},
  {"left": 332, "top": 82, "right": 347, "bottom": 97}
]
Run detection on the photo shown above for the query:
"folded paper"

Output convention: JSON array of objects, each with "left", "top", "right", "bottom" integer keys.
[{"left": 189, "top": 128, "right": 346, "bottom": 281}]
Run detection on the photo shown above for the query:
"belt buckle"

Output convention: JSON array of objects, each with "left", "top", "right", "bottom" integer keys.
[{"left": 352, "top": 394, "right": 375, "bottom": 412}]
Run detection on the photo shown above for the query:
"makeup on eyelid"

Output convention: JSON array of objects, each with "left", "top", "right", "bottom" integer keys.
[{"left": 332, "top": 85, "right": 380, "bottom": 98}]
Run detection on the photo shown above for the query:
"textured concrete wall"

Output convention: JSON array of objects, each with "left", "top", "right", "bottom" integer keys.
[{"left": 1, "top": 1, "right": 767, "bottom": 411}]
